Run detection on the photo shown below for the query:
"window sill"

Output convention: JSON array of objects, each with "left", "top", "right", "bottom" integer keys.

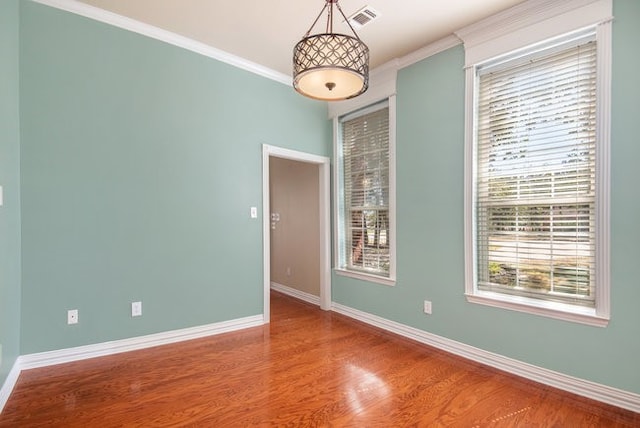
[
  {"left": 335, "top": 269, "right": 396, "bottom": 287},
  {"left": 465, "top": 291, "right": 609, "bottom": 327}
]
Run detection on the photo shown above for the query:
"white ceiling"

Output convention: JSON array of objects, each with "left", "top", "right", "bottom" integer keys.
[{"left": 75, "top": 0, "right": 527, "bottom": 77}]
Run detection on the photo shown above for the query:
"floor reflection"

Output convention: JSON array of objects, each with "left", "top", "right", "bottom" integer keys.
[{"left": 345, "top": 363, "right": 390, "bottom": 414}]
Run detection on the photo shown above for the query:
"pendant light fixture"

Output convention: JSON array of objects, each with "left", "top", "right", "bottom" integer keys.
[{"left": 293, "top": 0, "right": 369, "bottom": 101}]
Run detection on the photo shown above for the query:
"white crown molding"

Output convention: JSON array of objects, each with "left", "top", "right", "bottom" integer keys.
[
  {"left": 31, "top": 0, "right": 462, "bottom": 113},
  {"left": 31, "top": 0, "right": 465, "bottom": 109},
  {"left": 328, "top": 34, "right": 462, "bottom": 118},
  {"left": 455, "top": 0, "right": 610, "bottom": 48},
  {"left": 30, "top": 0, "right": 291, "bottom": 86},
  {"left": 32, "top": 0, "right": 611, "bottom": 103},
  {"left": 397, "top": 34, "right": 462, "bottom": 69},
  {"left": 0, "top": 360, "right": 22, "bottom": 413},
  {"left": 271, "top": 282, "right": 321, "bottom": 307},
  {"left": 19, "top": 314, "right": 264, "bottom": 370},
  {"left": 331, "top": 302, "right": 640, "bottom": 414},
  {"left": 454, "top": 0, "right": 613, "bottom": 66}
]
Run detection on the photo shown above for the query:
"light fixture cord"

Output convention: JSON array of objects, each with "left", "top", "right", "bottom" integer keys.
[
  {"left": 334, "top": 1, "right": 362, "bottom": 40},
  {"left": 303, "top": 2, "right": 329, "bottom": 38},
  {"left": 302, "top": 0, "right": 362, "bottom": 40}
]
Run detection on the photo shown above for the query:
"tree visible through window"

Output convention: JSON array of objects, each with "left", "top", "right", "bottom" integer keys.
[
  {"left": 475, "top": 35, "right": 597, "bottom": 307},
  {"left": 338, "top": 103, "right": 391, "bottom": 278}
]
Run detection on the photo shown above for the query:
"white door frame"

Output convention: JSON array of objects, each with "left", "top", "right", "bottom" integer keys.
[{"left": 262, "top": 144, "right": 332, "bottom": 322}]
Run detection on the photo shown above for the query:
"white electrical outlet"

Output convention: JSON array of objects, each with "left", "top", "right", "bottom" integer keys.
[
  {"left": 423, "top": 300, "right": 432, "bottom": 315},
  {"left": 131, "top": 301, "right": 142, "bottom": 317},
  {"left": 67, "top": 309, "right": 78, "bottom": 324}
]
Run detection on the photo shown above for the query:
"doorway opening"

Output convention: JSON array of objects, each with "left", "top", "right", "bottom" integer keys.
[{"left": 262, "top": 145, "right": 331, "bottom": 322}]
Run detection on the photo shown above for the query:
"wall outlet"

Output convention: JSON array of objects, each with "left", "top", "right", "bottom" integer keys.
[
  {"left": 131, "top": 301, "right": 142, "bottom": 317},
  {"left": 423, "top": 300, "right": 432, "bottom": 315},
  {"left": 67, "top": 309, "right": 78, "bottom": 324}
]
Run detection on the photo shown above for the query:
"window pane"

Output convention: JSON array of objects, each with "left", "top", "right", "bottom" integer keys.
[
  {"left": 341, "top": 105, "right": 390, "bottom": 276},
  {"left": 348, "top": 208, "right": 390, "bottom": 266},
  {"left": 475, "top": 37, "right": 597, "bottom": 307}
]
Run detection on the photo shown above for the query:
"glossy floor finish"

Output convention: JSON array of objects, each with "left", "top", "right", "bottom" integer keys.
[{"left": 1, "top": 292, "right": 638, "bottom": 427}]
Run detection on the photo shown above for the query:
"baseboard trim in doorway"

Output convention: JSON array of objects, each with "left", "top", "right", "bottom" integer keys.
[
  {"left": 331, "top": 302, "right": 640, "bottom": 414},
  {"left": 19, "top": 314, "right": 264, "bottom": 371},
  {"left": 271, "top": 282, "right": 320, "bottom": 306}
]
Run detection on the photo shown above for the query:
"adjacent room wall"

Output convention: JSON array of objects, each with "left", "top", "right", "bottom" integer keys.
[
  {"left": 332, "top": 0, "right": 640, "bottom": 395},
  {"left": 269, "top": 157, "right": 320, "bottom": 297},
  {"left": 0, "top": 0, "right": 22, "bottom": 386},
  {"left": 18, "top": 1, "right": 329, "bottom": 354}
]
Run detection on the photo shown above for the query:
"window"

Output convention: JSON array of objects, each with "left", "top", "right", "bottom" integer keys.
[
  {"left": 477, "top": 33, "right": 597, "bottom": 305},
  {"left": 335, "top": 99, "right": 395, "bottom": 284},
  {"left": 464, "top": 24, "right": 611, "bottom": 326}
]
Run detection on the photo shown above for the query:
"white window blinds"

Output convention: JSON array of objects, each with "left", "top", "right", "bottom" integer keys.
[
  {"left": 340, "top": 103, "right": 390, "bottom": 277},
  {"left": 475, "top": 34, "right": 597, "bottom": 307}
]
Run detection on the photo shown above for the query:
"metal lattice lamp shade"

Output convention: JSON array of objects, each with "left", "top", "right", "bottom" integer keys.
[{"left": 293, "top": 0, "right": 369, "bottom": 101}]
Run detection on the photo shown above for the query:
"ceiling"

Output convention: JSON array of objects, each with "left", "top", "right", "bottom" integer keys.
[{"left": 75, "top": 0, "right": 527, "bottom": 78}]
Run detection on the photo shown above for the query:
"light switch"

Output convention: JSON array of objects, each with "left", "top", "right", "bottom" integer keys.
[
  {"left": 0, "top": 185, "right": 3, "bottom": 206},
  {"left": 250, "top": 207, "right": 258, "bottom": 218},
  {"left": 132, "top": 301, "right": 142, "bottom": 317}
]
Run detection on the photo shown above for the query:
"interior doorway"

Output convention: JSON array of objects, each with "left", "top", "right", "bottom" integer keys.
[{"left": 262, "top": 145, "right": 331, "bottom": 322}]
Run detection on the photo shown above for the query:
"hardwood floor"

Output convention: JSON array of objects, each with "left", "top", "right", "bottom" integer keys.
[{"left": 1, "top": 291, "right": 638, "bottom": 427}]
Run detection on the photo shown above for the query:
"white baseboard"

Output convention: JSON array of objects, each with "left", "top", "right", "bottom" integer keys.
[
  {"left": 0, "top": 359, "right": 22, "bottom": 413},
  {"left": 19, "top": 314, "right": 264, "bottom": 370},
  {"left": 4, "top": 303, "right": 638, "bottom": 415},
  {"left": 0, "top": 314, "right": 263, "bottom": 413},
  {"left": 271, "top": 282, "right": 320, "bottom": 306},
  {"left": 331, "top": 302, "right": 640, "bottom": 414}
]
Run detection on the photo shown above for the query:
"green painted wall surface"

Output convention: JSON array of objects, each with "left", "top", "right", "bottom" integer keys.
[
  {"left": 0, "top": 0, "right": 22, "bottom": 384},
  {"left": 19, "top": 2, "right": 328, "bottom": 354},
  {"left": 333, "top": 0, "right": 640, "bottom": 394},
  {"left": 13, "top": 0, "right": 640, "bottom": 398}
]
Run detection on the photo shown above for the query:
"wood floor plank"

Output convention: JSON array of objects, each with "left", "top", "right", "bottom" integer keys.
[{"left": 1, "top": 291, "right": 638, "bottom": 427}]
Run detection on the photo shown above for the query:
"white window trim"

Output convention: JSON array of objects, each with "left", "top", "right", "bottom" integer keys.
[
  {"left": 333, "top": 95, "right": 397, "bottom": 286},
  {"left": 461, "top": 0, "right": 612, "bottom": 327}
]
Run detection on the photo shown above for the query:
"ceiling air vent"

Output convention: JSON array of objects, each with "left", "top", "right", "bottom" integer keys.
[{"left": 347, "top": 6, "right": 380, "bottom": 29}]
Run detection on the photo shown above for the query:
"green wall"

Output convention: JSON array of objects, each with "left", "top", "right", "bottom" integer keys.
[
  {"left": 333, "top": 0, "right": 640, "bottom": 395},
  {"left": 0, "top": 0, "right": 22, "bottom": 386},
  {"left": 10, "top": 0, "right": 639, "bottom": 400},
  {"left": 18, "top": 1, "right": 328, "bottom": 353}
]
